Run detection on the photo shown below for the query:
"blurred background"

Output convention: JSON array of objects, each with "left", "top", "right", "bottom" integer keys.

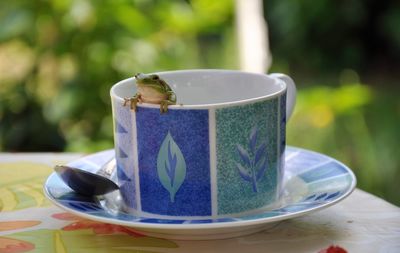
[{"left": 0, "top": 0, "right": 399, "bottom": 205}]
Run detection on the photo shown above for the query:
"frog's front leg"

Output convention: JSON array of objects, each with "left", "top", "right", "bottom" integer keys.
[
  {"left": 160, "top": 100, "right": 175, "bottom": 113},
  {"left": 159, "top": 91, "right": 177, "bottom": 113},
  {"left": 123, "top": 93, "right": 142, "bottom": 111}
]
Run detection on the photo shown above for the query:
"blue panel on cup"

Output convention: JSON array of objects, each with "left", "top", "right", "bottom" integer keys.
[
  {"left": 136, "top": 107, "right": 211, "bottom": 216},
  {"left": 112, "top": 100, "right": 137, "bottom": 209}
]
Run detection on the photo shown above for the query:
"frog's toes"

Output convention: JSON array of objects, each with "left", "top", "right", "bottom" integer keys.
[
  {"left": 130, "top": 97, "right": 139, "bottom": 111},
  {"left": 123, "top": 98, "right": 130, "bottom": 107},
  {"left": 159, "top": 101, "right": 170, "bottom": 114},
  {"left": 160, "top": 105, "right": 167, "bottom": 114}
]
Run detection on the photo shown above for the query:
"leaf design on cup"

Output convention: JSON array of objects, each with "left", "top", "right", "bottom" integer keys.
[
  {"left": 236, "top": 126, "right": 269, "bottom": 192},
  {"left": 249, "top": 126, "right": 258, "bottom": 153},
  {"left": 157, "top": 131, "right": 186, "bottom": 202}
]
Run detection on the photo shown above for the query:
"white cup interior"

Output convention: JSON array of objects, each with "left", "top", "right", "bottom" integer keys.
[{"left": 111, "top": 70, "right": 286, "bottom": 107}]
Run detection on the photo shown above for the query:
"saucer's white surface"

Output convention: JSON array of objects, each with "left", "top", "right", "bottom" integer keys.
[{"left": 44, "top": 147, "right": 356, "bottom": 240}]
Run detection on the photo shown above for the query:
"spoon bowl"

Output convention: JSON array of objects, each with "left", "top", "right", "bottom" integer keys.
[{"left": 54, "top": 159, "right": 119, "bottom": 196}]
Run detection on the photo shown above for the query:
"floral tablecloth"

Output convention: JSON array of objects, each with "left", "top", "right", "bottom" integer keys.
[{"left": 0, "top": 153, "right": 399, "bottom": 253}]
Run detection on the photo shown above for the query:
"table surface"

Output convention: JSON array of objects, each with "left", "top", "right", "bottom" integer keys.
[{"left": 0, "top": 152, "right": 399, "bottom": 253}]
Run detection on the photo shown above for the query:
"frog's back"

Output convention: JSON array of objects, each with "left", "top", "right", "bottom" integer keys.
[{"left": 161, "top": 80, "right": 173, "bottom": 92}]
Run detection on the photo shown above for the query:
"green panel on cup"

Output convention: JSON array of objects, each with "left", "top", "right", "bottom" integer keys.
[{"left": 215, "top": 98, "right": 282, "bottom": 215}]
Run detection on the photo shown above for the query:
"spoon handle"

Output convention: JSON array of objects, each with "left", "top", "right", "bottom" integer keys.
[{"left": 96, "top": 159, "right": 116, "bottom": 178}]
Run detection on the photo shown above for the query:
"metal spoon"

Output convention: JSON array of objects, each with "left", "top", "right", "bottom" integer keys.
[{"left": 54, "top": 159, "right": 119, "bottom": 196}]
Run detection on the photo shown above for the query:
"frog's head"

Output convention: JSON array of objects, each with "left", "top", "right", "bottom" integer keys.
[{"left": 134, "top": 73, "right": 163, "bottom": 87}]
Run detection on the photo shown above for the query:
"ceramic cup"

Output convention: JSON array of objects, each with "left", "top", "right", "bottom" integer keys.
[{"left": 110, "top": 69, "right": 296, "bottom": 219}]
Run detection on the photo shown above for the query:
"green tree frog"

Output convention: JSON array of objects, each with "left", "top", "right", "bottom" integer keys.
[{"left": 124, "top": 73, "right": 177, "bottom": 113}]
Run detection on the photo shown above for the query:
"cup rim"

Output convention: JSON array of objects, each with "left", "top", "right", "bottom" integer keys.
[{"left": 110, "top": 69, "right": 287, "bottom": 110}]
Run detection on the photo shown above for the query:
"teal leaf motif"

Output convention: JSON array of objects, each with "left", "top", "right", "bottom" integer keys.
[
  {"left": 236, "top": 144, "right": 251, "bottom": 167},
  {"left": 236, "top": 163, "right": 251, "bottom": 181},
  {"left": 249, "top": 126, "right": 258, "bottom": 153},
  {"left": 254, "top": 143, "right": 267, "bottom": 167},
  {"left": 157, "top": 131, "right": 186, "bottom": 202},
  {"left": 236, "top": 126, "right": 269, "bottom": 193}
]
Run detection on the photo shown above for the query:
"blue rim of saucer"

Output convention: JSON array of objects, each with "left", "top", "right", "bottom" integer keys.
[{"left": 44, "top": 146, "right": 356, "bottom": 230}]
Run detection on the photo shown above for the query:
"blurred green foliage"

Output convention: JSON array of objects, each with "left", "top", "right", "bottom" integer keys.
[
  {"left": 0, "top": 0, "right": 399, "bottom": 205},
  {"left": 0, "top": 0, "right": 235, "bottom": 151}
]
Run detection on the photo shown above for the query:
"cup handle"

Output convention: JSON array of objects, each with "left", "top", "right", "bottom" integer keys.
[{"left": 269, "top": 73, "right": 297, "bottom": 120}]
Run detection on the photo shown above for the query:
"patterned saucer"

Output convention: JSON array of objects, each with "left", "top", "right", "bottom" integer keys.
[{"left": 44, "top": 147, "right": 356, "bottom": 240}]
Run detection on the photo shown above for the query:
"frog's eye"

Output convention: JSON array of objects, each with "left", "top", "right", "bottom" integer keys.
[{"left": 152, "top": 75, "right": 159, "bottom": 80}]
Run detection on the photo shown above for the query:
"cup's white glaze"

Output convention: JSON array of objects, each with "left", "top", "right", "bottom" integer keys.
[{"left": 111, "top": 69, "right": 295, "bottom": 110}]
